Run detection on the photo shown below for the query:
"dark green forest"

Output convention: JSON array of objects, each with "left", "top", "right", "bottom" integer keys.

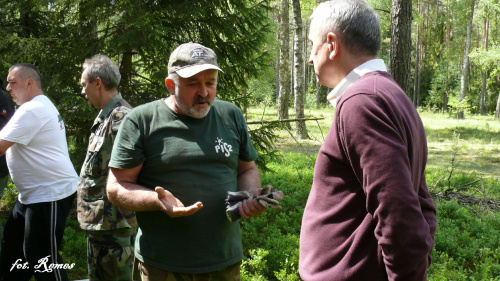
[
  {"left": 0, "top": 0, "right": 276, "bottom": 170},
  {"left": 2, "top": 0, "right": 500, "bottom": 166},
  {"left": 1, "top": 1, "right": 500, "bottom": 280}
]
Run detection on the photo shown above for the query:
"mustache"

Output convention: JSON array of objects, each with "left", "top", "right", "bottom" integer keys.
[{"left": 193, "top": 96, "right": 211, "bottom": 105}]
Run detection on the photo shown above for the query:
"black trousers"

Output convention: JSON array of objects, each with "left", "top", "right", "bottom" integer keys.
[{"left": 0, "top": 192, "right": 75, "bottom": 281}]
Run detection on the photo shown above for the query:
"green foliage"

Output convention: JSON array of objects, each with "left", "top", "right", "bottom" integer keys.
[
  {"left": 448, "top": 95, "right": 473, "bottom": 116},
  {"left": 304, "top": 83, "right": 319, "bottom": 109},
  {"left": 0, "top": 0, "right": 276, "bottom": 170},
  {"left": 425, "top": 59, "right": 461, "bottom": 112},
  {"left": 303, "top": 82, "right": 329, "bottom": 109},
  {"left": 248, "top": 121, "right": 281, "bottom": 173},
  {"left": 240, "top": 152, "right": 314, "bottom": 280},
  {"left": 248, "top": 77, "right": 277, "bottom": 108},
  {"left": 429, "top": 201, "right": 500, "bottom": 280},
  {"left": 366, "top": 0, "right": 392, "bottom": 62},
  {"left": 0, "top": 180, "right": 18, "bottom": 210},
  {"left": 61, "top": 216, "right": 87, "bottom": 280},
  {"left": 469, "top": 45, "right": 500, "bottom": 72},
  {"left": 241, "top": 248, "right": 270, "bottom": 281}
]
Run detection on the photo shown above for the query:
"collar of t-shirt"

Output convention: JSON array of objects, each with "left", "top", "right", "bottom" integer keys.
[{"left": 326, "top": 59, "right": 387, "bottom": 108}]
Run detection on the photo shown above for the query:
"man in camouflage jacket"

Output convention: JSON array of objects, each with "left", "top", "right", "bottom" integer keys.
[{"left": 78, "top": 54, "right": 137, "bottom": 281}]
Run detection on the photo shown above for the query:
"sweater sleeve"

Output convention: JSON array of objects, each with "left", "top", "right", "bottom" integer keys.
[{"left": 336, "top": 93, "right": 435, "bottom": 281}]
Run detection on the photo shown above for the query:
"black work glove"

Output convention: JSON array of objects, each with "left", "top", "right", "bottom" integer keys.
[{"left": 225, "top": 185, "right": 284, "bottom": 222}]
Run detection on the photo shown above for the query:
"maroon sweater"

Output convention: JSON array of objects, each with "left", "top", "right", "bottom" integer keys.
[{"left": 299, "top": 71, "right": 437, "bottom": 281}]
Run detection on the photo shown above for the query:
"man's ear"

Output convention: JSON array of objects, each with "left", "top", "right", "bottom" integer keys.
[
  {"left": 26, "top": 78, "right": 38, "bottom": 90},
  {"left": 26, "top": 78, "right": 33, "bottom": 88},
  {"left": 326, "top": 32, "right": 339, "bottom": 60},
  {"left": 95, "top": 77, "right": 102, "bottom": 89},
  {"left": 165, "top": 78, "right": 175, "bottom": 95}
]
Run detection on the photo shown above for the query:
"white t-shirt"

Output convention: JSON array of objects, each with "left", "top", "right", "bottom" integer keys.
[{"left": 0, "top": 95, "right": 78, "bottom": 204}]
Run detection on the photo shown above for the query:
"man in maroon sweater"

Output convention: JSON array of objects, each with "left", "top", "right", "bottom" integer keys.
[{"left": 299, "top": 1, "right": 437, "bottom": 281}]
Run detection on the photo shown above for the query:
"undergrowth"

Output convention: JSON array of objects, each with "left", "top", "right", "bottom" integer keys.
[
  {"left": 1, "top": 109, "right": 499, "bottom": 280},
  {"left": 240, "top": 153, "right": 500, "bottom": 281}
]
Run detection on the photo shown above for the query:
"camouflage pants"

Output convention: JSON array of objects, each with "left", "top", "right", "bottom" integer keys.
[
  {"left": 87, "top": 228, "right": 136, "bottom": 281},
  {"left": 136, "top": 260, "right": 241, "bottom": 281}
]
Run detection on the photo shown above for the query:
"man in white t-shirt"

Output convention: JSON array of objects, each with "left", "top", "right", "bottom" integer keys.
[{"left": 0, "top": 63, "right": 78, "bottom": 281}]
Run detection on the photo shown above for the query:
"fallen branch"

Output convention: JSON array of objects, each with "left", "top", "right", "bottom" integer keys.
[
  {"left": 246, "top": 117, "right": 325, "bottom": 125},
  {"left": 431, "top": 191, "right": 500, "bottom": 212}
]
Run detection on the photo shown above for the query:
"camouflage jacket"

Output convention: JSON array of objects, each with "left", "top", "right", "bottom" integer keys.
[{"left": 77, "top": 93, "right": 137, "bottom": 231}]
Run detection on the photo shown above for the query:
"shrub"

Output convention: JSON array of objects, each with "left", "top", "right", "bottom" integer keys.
[{"left": 430, "top": 201, "right": 500, "bottom": 280}]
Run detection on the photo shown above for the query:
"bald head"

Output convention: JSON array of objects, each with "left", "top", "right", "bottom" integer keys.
[
  {"left": 8, "top": 63, "right": 42, "bottom": 90},
  {"left": 6, "top": 63, "right": 44, "bottom": 105}
]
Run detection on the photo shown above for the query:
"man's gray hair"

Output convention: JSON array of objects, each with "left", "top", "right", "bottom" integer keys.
[
  {"left": 311, "top": 0, "right": 381, "bottom": 56},
  {"left": 9, "top": 63, "right": 43, "bottom": 89},
  {"left": 82, "top": 54, "right": 121, "bottom": 90}
]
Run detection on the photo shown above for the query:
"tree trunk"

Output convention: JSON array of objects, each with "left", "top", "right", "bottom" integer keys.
[
  {"left": 413, "top": 19, "right": 421, "bottom": 107},
  {"left": 458, "top": 0, "right": 475, "bottom": 119},
  {"left": 242, "top": 86, "right": 248, "bottom": 117},
  {"left": 120, "top": 49, "right": 133, "bottom": 98},
  {"left": 276, "top": 55, "right": 280, "bottom": 101},
  {"left": 496, "top": 92, "right": 500, "bottom": 119},
  {"left": 78, "top": 0, "right": 99, "bottom": 57},
  {"left": 316, "top": 82, "right": 320, "bottom": 109},
  {"left": 444, "top": 3, "right": 451, "bottom": 113},
  {"left": 480, "top": 17, "right": 489, "bottom": 115},
  {"left": 291, "top": 0, "right": 309, "bottom": 139},
  {"left": 277, "top": 0, "right": 291, "bottom": 129},
  {"left": 304, "top": 19, "right": 309, "bottom": 94},
  {"left": 389, "top": 0, "right": 412, "bottom": 94},
  {"left": 19, "top": 0, "right": 36, "bottom": 37}
]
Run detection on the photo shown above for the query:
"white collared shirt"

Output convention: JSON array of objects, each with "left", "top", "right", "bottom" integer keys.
[{"left": 327, "top": 59, "right": 387, "bottom": 108}]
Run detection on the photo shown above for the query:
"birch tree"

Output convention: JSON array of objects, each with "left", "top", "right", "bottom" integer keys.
[
  {"left": 292, "top": 0, "right": 309, "bottom": 139},
  {"left": 278, "top": 0, "right": 291, "bottom": 129},
  {"left": 480, "top": 12, "right": 489, "bottom": 114},
  {"left": 458, "top": 0, "right": 476, "bottom": 119},
  {"left": 413, "top": 4, "right": 422, "bottom": 106}
]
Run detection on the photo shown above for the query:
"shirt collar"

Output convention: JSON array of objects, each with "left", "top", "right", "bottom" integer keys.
[
  {"left": 327, "top": 59, "right": 387, "bottom": 108},
  {"left": 98, "top": 92, "right": 123, "bottom": 120}
]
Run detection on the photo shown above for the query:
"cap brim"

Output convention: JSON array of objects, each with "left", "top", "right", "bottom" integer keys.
[{"left": 176, "top": 64, "right": 223, "bottom": 78}]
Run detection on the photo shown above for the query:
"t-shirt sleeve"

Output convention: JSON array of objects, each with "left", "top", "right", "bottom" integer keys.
[
  {"left": 109, "top": 112, "right": 145, "bottom": 169},
  {"left": 235, "top": 107, "right": 257, "bottom": 162},
  {"left": 0, "top": 109, "right": 42, "bottom": 145}
]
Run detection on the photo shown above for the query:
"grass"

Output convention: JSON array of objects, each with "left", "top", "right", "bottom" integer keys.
[
  {"left": 245, "top": 106, "right": 333, "bottom": 156},
  {"left": 1, "top": 106, "right": 499, "bottom": 280},
  {"left": 246, "top": 106, "right": 500, "bottom": 199}
]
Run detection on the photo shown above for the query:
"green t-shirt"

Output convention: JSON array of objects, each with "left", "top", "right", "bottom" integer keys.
[{"left": 109, "top": 98, "right": 257, "bottom": 273}]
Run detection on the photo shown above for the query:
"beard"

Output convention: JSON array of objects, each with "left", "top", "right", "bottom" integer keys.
[{"left": 174, "top": 94, "right": 212, "bottom": 119}]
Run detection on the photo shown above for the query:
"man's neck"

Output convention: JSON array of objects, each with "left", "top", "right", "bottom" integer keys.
[
  {"left": 100, "top": 90, "right": 119, "bottom": 109},
  {"left": 27, "top": 90, "right": 43, "bottom": 102},
  {"left": 342, "top": 54, "right": 378, "bottom": 77}
]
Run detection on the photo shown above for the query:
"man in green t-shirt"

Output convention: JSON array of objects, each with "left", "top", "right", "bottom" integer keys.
[{"left": 107, "top": 42, "right": 268, "bottom": 281}]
